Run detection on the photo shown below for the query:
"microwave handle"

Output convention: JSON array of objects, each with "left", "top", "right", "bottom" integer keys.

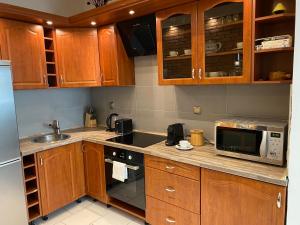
[{"left": 260, "top": 131, "right": 268, "bottom": 157}]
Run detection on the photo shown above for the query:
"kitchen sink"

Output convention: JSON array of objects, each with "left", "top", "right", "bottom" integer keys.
[{"left": 32, "top": 134, "right": 71, "bottom": 143}]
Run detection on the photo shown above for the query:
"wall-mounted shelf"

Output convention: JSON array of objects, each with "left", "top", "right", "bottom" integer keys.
[
  {"left": 43, "top": 27, "right": 59, "bottom": 88},
  {"left": 255, "top": 47, "right": 294, "bottom": 54},
  {"left": 205, "top": 20, "right": 243, "bottom": 31},
  {"left": 255, "top": 13, "right": 295, "bottom": 24},
  {"left": 206, "top": 50, "right": 242, "bottom": 57},
  {"left": 164, "top": 55, "right": 191, "bottom": 61}
]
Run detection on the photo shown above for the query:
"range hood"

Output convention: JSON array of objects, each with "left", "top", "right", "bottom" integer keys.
[{"left": 117, "top": 14, "right": 157, "bottom": 57}]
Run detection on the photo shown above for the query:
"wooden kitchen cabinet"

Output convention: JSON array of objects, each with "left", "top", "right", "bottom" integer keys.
[
  {"left": 55, "top": 28, "right": 101, "bottom": 88},
  {"left": 37, "top": 143, "right": 85, "bottom": 215},
  {"left": 83, "top": 142, "right": 107, "bottom": 203},
  {"left": 201, "top": 169, "right": 287, "bottom": 225},
  {"left": 156, "top": 3, "right": 198, "bottom": 85},
  {"left": 157, "top": 0, "right": 252, "bottom": 85},
  {"left": 0, "top": 19, "right": 47, "bottom": 89},
  {"left": 98, "top": 25, "right": 135, "bottom": 86},
  {"left": 198, "top": 0, "right": 252, "bottom": 84}
]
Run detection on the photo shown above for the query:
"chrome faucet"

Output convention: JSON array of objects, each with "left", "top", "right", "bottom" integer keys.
[{"left": 49, "top": 120, "right": 61, "bottom": 135}]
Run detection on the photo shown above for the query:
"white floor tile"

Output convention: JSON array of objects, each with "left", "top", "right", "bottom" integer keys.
[
  {"left": 33, "top": 198, "right": 144, "bottom": 225},
  {"left": 91, "top": 208, "right": 137, "bottom": 225},
  {"left": 35, "top": 208, "right": 72, "bottom": 225},
  {"left": 62, "top": 208, "right": 100, "bottom": 225},
  {"left": 86, "top": 201, "right": 110, "bottom": 217}
]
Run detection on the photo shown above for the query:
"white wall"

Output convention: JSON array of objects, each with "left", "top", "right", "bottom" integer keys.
[
  {"left": 0, "top": 0, "right": 92, "bottom": 16},
  {"left": 287, "top": 1, "right": 300, "bottom": 224}
]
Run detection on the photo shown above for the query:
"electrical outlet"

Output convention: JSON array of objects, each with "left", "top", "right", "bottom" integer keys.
[{"left": 193, "top": 106, "right": 201, "bottom": 114}]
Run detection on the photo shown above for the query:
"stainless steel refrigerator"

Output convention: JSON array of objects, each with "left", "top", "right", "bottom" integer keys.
[{"left": 0, "top": 61, "right": 28, "bottom": 225}]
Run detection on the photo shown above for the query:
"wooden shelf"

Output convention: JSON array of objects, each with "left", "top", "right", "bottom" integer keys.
[
  {"left": 25, "top": 175, "right": 37, "bottom": 182},
  {"left": 46, "top": 61, "right": 55, "bottom": 64},
  {"left": 47, "top": 73, "right": 57, "bottom": 76},
  {"left": 206, "top": 50, "right": 242, "bottom": 57},
  {"left": 26, "top": 188, "right": 38, "bottom": 195},
  {"left": 44, "top": 37, "right": 53, "bottom": 40},
  {"left": 164, "top": 55, "right": 191, "bottom": 61},
  {"left": 255, "top": 47, "right": 294, "bottom": 54},
  {"left": 23, "top": 163, "right": 35, "bottom": 169},
  {"left": 205, "top": 20, "right": 243, "bottom": 31},
  {"left": 28, "top": 206, "right": 40, "bottom": 222},
  {"left": 45, "top": 49, "right": 55, "bottom": 53},
  {"left": 27, "top": 199, "right": 39, "bottom": 208},
  {"left": 253, "top": 80, "right": 292, "bottom": 84},
  {"left": 255, "top": 13, "right": 295, "bottom": 24},
  {"left": 108, "top": 197, "right": 145, "bottom": 221}
]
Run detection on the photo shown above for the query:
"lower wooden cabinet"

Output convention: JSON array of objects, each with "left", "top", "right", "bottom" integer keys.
[
  {"left": 145, "top": 167, "right": 200, "bottom": 214},
  {"left": 146, "top": 196, "right": 200, "bottom": 225},
  {"left": 83, "top": 142, "right": 107, "bottom": 203},
  {"left": 37, "top": 143, "right": 85, "bottom": 215},
  {"left": 201, "top": 169, "right": 287, "bottom": 225}
]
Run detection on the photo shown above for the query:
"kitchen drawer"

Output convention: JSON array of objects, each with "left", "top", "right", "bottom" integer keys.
[
  {"left": 145, "top": 167, "right": 200, "bottom": 214},
  {"left": 146, "top": 196, "right": 200, "bottom": 225},
  {"left": 145, "top": 155, "right": 200, "bottom": 181}
]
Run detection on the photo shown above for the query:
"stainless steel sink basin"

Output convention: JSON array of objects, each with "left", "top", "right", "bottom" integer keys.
[{"left": 32, "top": 134, "right": 71, "bottom": 143}]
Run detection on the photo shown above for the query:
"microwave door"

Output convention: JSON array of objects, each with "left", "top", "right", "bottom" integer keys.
[{"left": 259, "top": 131, "right": 268, "bottom": 157}]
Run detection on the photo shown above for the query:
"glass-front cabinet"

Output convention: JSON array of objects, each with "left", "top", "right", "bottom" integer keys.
[
  {"left": 198, "top": 0, "right": 252, "bottom": 84},
  {"left": 156, "top": 0, "right": 252, "bottom": 85},
  {"left": 156, "top": 3, "right": 198, "bottom": 85}
]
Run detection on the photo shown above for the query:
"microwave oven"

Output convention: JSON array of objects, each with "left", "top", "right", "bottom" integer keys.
[{"left": 215, "top": 119, "right": 288, "bottom": 166}]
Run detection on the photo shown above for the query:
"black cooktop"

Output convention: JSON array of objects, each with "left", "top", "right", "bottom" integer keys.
[{"left": 106, "top": 132, "right": 166, "bottom": 148}]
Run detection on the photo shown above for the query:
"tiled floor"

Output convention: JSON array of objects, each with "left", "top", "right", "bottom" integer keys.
[{"left": 34, "top": 197, "right": 144, "bottom": 225}]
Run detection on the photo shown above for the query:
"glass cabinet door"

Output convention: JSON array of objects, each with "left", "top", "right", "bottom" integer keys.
[
  {"left": 157, "top": 4, "right": 198, "bottom": 85},
  {"left": 199, "top": 0, "right": 251, "bottom": 84}
]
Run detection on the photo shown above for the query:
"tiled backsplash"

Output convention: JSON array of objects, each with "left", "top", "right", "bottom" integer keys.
[
  {"left": 14, "top": 88, "right": 91, "bottom": 138},
  {"left": 91, "top": 55, "right": 291, "bottom": 140}
]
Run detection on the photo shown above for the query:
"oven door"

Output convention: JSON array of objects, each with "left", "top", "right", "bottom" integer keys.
[
  {"left": 216, "top": 126, "right": 268, "bottom": 157},
  {"left": 105, "top": 160, "right": 145, "bottom": 210}
]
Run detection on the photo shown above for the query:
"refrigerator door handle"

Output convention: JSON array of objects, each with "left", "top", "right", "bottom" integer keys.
[{"left": 0, "top": 157, "right": 21, "bottom": 168}]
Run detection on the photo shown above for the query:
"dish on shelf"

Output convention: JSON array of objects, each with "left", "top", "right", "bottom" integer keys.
[{"left": 206, "top": 71, "right": 228, "bottom": 77}]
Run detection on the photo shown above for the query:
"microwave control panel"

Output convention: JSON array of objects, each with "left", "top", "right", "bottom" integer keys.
[{"left": 267, "top": 132, "right": 284, "bottom": 160}]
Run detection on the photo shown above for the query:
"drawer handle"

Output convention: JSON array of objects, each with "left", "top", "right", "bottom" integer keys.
[
  {"left": 166, "top": 217, "right": 176, "bottom": 223},
  {"left": 166, "top": 165, "right": 175, "bottom": 170},
  {"left": 165, "top": 186, "right": 176, "bottom": 193},
  {"left": 277, "top": 192, "right": 282, "bottom": 209}
]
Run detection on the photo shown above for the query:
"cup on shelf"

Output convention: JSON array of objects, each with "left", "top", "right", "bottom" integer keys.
[
  {"left": 236, "top": 42, "right": 243, "bottom": 49},
  {"left": 169, "top": 51, "right": 179, "bottom": 57},
  {"left": 184, "top": 49, "right": 192, "bottom": 55}
]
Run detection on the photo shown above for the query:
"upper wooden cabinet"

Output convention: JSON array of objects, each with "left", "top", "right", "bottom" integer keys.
[
  {"left": 156, "top": 3, "right": 198, "bottom": 85},
  {"left": 0, "top": 19, "right": 47, "bottom": 90},
  {"left": 37, "top": 143, "right": 85, "bottom": 215},
  {"left": 55, "top": 28, "right": 101, "bottom": 88},
  {"left": 198, "top": 0, "right": 252, "bottom": 84},
  {"left": 98, "top": 25, "right": 135, "bottom": 86},
  {"left": 201, "top": 169, "right": 286, "bottom": 225},
  {"left": 157, "top": 0, "right": 252, "bottom": 85}
]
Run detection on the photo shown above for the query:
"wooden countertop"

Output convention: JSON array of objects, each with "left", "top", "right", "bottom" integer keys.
[{"left": 20, "top": 128, "right": 288, "bottom": 186}]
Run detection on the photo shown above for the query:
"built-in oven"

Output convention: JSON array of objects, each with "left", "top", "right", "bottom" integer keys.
[
  {"left": 104, "top": 146, "right": 145, "bottom": 210},
  {"left": 215, "top": 118, "right": 288, "bottom": 166}
]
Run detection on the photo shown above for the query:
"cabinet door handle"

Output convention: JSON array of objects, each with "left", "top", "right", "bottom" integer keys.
[
  {"left": 60, "top": 75, "right": 64, "bottom": 83},
  {"left": 192, "top": 68, "right": 195, "bottom": 79},
  {"left": 165, "top": 165, "right": 175, "bottom": 170},
  {"left": 165, "top": 186, "right": 176, "bottom": 193},
  {"left": 166, "top": 217, "right": 176, "bottom": 223},
  {"left": 44, "top": 75, "right": 48, "bottom": 85},
  {"left": 277, "top": 192, "right": 282, "bottom": 209},
  {"left": 40, "top": 157, "right": 43, "bottom": 166},
  {"left": 198, "top": 68, "right": 202, "bottom": 80}
]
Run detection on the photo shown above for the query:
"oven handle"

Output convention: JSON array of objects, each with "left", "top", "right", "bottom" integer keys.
[{"left": 105, "top": 158, "right": 140, "bottom": 171}]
